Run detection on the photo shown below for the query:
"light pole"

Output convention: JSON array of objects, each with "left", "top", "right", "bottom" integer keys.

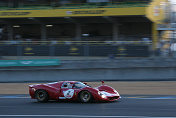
[{"left": 170, "top": 10, "right": 176, "bottom": 57}]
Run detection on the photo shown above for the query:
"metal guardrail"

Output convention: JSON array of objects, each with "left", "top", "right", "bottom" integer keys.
[
  {"left": 0, "top": 41, "right": 151, "bottom": 57},
  {"left": 0, "top": 41, "right": 152, "bottom": 45}
]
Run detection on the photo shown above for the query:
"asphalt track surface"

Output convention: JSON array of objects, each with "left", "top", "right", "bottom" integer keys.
[{"left": 0, "top": 95, "right": 176, "bottom": 118}]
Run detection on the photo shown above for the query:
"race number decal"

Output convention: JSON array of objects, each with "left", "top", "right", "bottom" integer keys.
[{"left": 63, "top": 89, "right": 74, "bottom": 99}]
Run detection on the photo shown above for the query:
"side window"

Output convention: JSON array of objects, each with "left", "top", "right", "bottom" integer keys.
[
  {"left": 73, "top": 83, "right": 81, "bottom": 89},
  {"left": 61, "top": 82, "right": 73, "bottom": 88},
  {"left": 61, "top": 82, "right": 68, "bottom": 88}
]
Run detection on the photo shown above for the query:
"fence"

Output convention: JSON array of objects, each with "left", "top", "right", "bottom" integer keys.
[
  {"left": 0, "top": 0, "right": 149, "bottom": 10},
  {"left": 0, "top": 41, "right": 152, "bottom": 57}
]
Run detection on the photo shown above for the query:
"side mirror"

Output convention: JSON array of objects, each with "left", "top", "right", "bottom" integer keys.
[{"left": 101, "top": 81, "right": 104, "bottom": 85}]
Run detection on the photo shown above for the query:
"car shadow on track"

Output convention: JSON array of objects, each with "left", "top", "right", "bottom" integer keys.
[{"left": 31, "top": 100, "right": 121, "bottom": 104}]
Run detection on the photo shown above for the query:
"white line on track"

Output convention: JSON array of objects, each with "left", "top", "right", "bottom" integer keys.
[
  {"left": 0, "top": 115, "right": 174, "bottom": 118},
  {"left": 131, "top": 98, "right": 176, "bottom": 100},
  {"left": 123, "top": 97, "right": 176, "bottom": 100}
]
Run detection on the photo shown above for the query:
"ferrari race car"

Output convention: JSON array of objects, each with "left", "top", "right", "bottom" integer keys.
[{"left": 29, "top": 81, "right": 120, "bottom": 103}]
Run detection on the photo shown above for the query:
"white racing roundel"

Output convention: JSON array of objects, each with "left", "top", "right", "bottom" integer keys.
[{"left": 63, "top": 89, "right": 74, "bottom": 99}]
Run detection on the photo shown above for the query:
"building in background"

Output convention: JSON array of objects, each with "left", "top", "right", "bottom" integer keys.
[{"left": 0, "top": 0, "right": 166, "bottom": 57}]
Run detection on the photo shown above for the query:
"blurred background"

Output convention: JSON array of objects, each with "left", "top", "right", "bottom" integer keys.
[
  {"left": 0, "top": 1, "right": 176, "bottom": 117},
  {"left": 0, "top": 0, "right": 175, "bottom": 82},
  {"left": 0, "top": 0, "right": 174, "bottom": 58}
]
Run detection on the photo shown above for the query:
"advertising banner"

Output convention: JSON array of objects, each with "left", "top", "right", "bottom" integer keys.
[
  {"left": 0, "top": 7, "right": 145, "bottom": 18},
  {"left": 0, "top": 59, "right": 60, "bottom": 67}
]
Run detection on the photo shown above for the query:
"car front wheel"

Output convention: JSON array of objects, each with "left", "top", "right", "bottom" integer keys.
[{"left": 79, "top": 91, "right": 92, "bottom": 103}]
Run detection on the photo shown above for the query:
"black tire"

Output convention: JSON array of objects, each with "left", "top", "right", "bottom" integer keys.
[
  {"left": 79, "top": 91, "right": 92, "bottom": 103},
  {"left": 35, "top": 90, "right": 49, "bottom": 102}
]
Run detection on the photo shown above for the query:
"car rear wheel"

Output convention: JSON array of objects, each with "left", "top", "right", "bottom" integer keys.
[
  {"left": 35, "top": 90, "right": 49, "bottom": 102},
  {"left": 79, "top": 91, "right": 92, "bottom": 103}
]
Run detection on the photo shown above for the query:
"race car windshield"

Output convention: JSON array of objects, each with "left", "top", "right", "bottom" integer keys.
[{"left": 73, "top": 82, "right": 88, "bottom": 89}]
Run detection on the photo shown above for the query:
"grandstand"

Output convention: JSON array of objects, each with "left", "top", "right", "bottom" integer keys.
[{"left": 0, "top": 0, "right": 155, "bottom": 57}]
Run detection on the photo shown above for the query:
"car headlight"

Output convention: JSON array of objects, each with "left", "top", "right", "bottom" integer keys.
[
  {"left": 101, "top": 94, "right": 106, "bottom": 98},
  {"left": 113, "top": 89, "right": 120, "bottom": 96},
  {"left": 113, "top": 89, "right": 118, "bottom": 93},
  {"left": 98, "top": 91, "right": 106, "bottom": 98}
]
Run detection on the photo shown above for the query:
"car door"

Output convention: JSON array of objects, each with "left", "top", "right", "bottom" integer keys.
[{"left": 59, "top": 82, "right": 75, "bottom": 100}]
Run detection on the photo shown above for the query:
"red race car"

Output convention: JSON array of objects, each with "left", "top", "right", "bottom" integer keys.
[{"left": 29, "top": 81, "right": 120, "bottom": 103}]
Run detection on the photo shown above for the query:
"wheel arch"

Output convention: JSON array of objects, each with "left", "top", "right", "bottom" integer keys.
[
  {"left": 78, "top": 90, "right": 94, "bottom": 101},
  {"left": 97, "top": 85, "right": 115, "bottom": 93}
]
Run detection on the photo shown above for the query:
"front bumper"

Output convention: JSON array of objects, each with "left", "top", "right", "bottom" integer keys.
[
  {"left": 101, "top": 95, "right": 120, "bottom": 101},
  {"left": 96, "top": 91, "right": 121, "bottom": 102}
]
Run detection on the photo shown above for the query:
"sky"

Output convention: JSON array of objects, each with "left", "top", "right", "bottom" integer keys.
[
  {"left": 170, "top": 0, "right": 176, "bottom": 4},
  {"left": 170, "top": 0, "right": 176, "bottom": 12}
]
